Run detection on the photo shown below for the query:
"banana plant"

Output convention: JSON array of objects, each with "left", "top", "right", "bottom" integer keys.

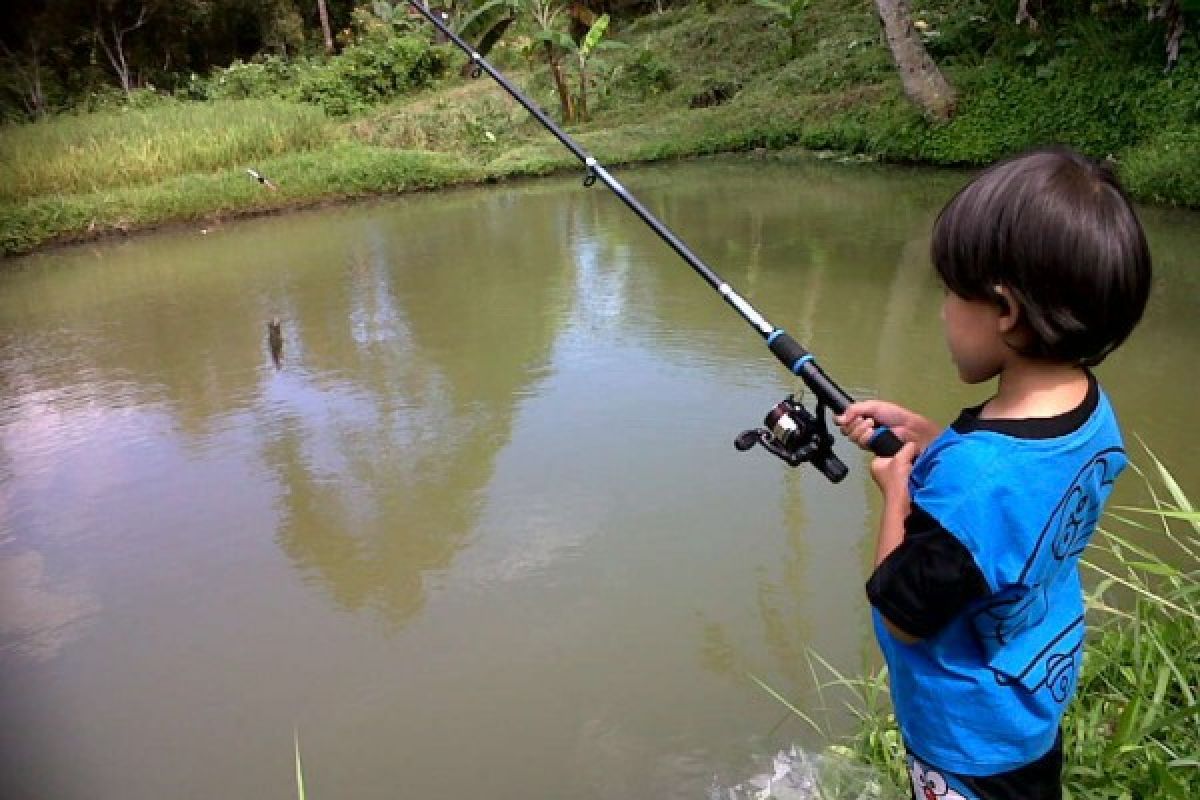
[
  {"left": 454, "top": 0, "right": 517, "bottom": 37},
  {"left": 751, "top": 0, "right": 810, "bottom": 58},
  {"left": 525, "top": 0, "right": 575, "bottom": 122},
  {"left": 535, "top": 13, "right": 626, "bottom": 122},
  {"left": 453, "top": 0, "right": 519, "bottom": 75}
]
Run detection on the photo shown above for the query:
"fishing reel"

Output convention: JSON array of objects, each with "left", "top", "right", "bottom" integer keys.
[{"left": 734, "top": 394, "right": 848, "bottom": 483}]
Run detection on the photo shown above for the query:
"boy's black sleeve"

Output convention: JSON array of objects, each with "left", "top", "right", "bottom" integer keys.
[{"left": 865, "top": 505, "right": 990, "bottom": 639}]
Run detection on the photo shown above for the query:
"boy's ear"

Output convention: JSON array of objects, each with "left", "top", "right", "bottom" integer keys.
[{"left": 993, "top": 285, "right": 1021, "bottom": 333}]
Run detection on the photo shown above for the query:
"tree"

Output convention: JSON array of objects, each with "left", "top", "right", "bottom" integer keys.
[
  {"left": 317, "top": 0, "right": 336, "bottom": 54},
  {"left": 95, "top": 2, "right": 151, "bottom": 96},
  {"left": 0, "top": 41, "right": 48, "bottom": 118},
  {"left": 874, "top": 0, "right": 956, "bottom": 120},
  {"left": 1147, "top": 0, "right": 1187, "bottom": 69},
  {"left": 536, "top": 12, "right": 624, "bottom": 121},
  {"left": 526, "top": 0, "right": 576, "bottom": 122},
  {"left": 0, "top": 4, "right": 54, "bottom": 119},
  {"left": 1017, "top": 1, "right": 1195, "bottom": 71}
]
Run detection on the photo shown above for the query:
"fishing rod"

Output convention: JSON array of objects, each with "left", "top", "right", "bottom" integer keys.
[{"left": 408, "top": 2, "right": 902, "bottom": 482}]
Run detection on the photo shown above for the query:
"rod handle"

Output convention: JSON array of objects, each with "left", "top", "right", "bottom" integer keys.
[
  {"left": 766, "top": 331, "right": 904, "bottom": 458},
  {"left": 866, "top": 426, "right": 904, "bottom": 458}
]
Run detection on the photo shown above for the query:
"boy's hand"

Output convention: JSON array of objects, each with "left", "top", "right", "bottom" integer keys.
[
  {"left": 835, "top": 401, "right": 939, "bottom": 452},
  {"left": 869, "top": 442, "right": 918, "bottom": 500}
]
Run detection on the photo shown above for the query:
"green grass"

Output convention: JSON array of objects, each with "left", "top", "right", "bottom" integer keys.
[
  {"left": 0, "top": 99, "right": 335, "bottom": 202},
  {"left": 0, "top": 142, "right": 479, "bottom": 254},
  {"left": 294, "top": 729, "right": 308, "bottom": 800},
  {"left": 1063, "top": 450, "right": 1200, "bottom": 799}
]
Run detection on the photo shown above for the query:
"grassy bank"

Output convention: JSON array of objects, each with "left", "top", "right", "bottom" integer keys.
[
  {"left": 0, "top": 98, "right": 479, "bottom": 254},
  {"left": 0, "top": 99, "right": 334, "bottom": 202},
  {"left": 3, "top": 0, "right": 1199, "bottom": 256}
]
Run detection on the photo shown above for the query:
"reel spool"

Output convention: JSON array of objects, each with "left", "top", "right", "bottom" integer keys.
[{"left": 734, "top": 394, "right": 848, "bottom": 483}]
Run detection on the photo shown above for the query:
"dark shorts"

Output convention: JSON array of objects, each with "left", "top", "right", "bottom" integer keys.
[{"left": 906, "top": 732, "right": 1062, "bottom": 800}]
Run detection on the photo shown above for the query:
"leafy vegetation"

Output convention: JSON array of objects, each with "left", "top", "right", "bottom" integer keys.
[
  {"left": 185, "top": 25, "right": 457, "bottom": 116},
  {"left": 2, "top": 1, "right": 1199, "bottom": 257},
  {"left": 752, "top": 0, "right": 812, "bottom": 59},
  {"left": 1064, "top": 451, "right": 1200, "bottom": 799}
]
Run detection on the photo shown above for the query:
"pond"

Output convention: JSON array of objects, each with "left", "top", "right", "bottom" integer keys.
[{"left": 2, "top": 156, "right": 1197, "bottom": 800}]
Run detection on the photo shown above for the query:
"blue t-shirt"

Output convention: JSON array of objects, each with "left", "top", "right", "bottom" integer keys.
[{"left": 874, "top": 376, "right": 1125, "bottom": 775}]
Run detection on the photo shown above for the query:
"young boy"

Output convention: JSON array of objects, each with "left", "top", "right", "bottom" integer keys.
[{"left": 835, "top": 146, "right": 1152, "bottom": 800}]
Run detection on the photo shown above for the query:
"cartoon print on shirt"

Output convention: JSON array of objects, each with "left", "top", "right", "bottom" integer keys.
[
  {"left": 971, "top": 583, "right": 1047, "bottom": 649},
  {"left": 909, "top": 759, "right": 970, "bottom": 800},
  {"left": 968, "top": 448, "right": 1121, "bottom": 693},
  {"left": 1043, "top": 649, "right": 1079, "bottom": 702},
  {"left": 1019, "top": 447, "right": 1122, "bottom": 584}
]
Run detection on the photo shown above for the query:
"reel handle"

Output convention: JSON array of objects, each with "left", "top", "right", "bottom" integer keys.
[{"left": 766, "top": 330, "right": 904, "bottom": 457}]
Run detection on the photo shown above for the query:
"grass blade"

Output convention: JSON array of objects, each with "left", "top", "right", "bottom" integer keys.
[
  {"left": 294, "top": 728, "right": 307, "bottom": 800},
  {"left": 747, "top": 672, "right": 822, "bottom": 734}
]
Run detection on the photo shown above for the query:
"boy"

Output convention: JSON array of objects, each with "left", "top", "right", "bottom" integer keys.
[{"left": 836, "top": 146, "right": 1152, "bottom": 800}]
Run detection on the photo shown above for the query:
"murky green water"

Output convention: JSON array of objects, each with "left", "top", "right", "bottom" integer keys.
[{"left": 2, "top": 157, "right": 1197, "bottom": 800}]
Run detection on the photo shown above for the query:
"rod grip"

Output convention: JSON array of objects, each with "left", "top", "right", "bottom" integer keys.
[
  {"left": 867, "top": 427, "right": 904, "bottom": 457},
  {"left": 766, "top": 330, "right": 811, "bottom": 374},
  {"left": 767, "top": 330, "right": 904, "bottom": 458}
]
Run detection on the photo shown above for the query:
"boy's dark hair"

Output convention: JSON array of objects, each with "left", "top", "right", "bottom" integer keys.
[{"left": 932, "top": 146, "right": 1152, "bottom": 366}]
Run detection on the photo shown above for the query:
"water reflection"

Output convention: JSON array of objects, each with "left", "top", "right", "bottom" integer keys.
[
  {"left": 0, "top": 549, "right": 98, "bottom": 662},
  {"left": 254, "top": 192, "right": 580, "bottom": 623},
  {"left": 552, "top": 163, "right": 946, "bottom": 749}
]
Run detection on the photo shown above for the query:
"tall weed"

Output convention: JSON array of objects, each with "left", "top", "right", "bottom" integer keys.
[{"left": 1065, "top": 451, "right": 1200, "bottom": 799}]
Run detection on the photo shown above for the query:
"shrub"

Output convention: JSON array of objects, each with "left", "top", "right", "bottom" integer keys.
[
  {"left": 182, "top": 34, "right": 454, "bottom": 116},
  {"left": 617, "top": 49, "right": 678, "bottom": 100},
  {"left": 199, "top": 56, "right": 298, "bottom": 101},
  {"left": 1120, "top": 129, "right": 1200, "bottom": 206},
  {"left": 292, "top": 35, "right": 455, "bottom": 116}
]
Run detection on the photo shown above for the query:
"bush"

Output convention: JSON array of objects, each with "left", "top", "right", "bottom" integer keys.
[
  {"left": 851, "top": 52, "right": 1200, "bottom": 168},
  {"left": 617, "top": 50, "right": 678, "bottom": 100},
  {"left": 198, "top": 56, "right": 298, "bottom": 101},
  {"left": 293, "top": 35, "right": 454, "bottom": 116},
  {"left": 1121, "top": 129, "right": 1200, "bottom": 206},
  {"left": 184, "top": 34, "right": 454, "bottom": 116}
]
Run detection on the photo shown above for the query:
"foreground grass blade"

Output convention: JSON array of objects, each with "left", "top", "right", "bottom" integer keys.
[
  {"left": 748, "top": 672, "right": 822, "bottom": 733},
  {"left": 294, "top": 729, "right": 307, "bottom": 800}
]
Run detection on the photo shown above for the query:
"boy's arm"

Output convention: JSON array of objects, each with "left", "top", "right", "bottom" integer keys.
[
  {"left": 876, "top": 486, "right": 909, "bottom": 567},
  {"left": 869, "top": 443, "right": 920, "bottom": 643},
  {"left": 864, "top": 444, "right": 991, "bottom": 644},
  {"left": 868, "top": 505, "right": 992, "bottom": 645}
]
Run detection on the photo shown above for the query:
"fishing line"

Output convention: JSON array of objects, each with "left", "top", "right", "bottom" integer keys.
[{"left": 407, "top": 3, "right": 902, "bottom": 481}]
